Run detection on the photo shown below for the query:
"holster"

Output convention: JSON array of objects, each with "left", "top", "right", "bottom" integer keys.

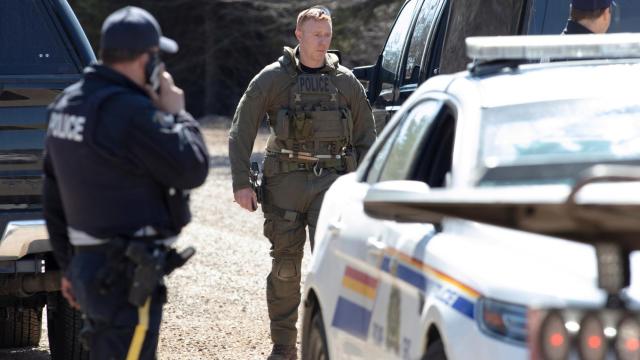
[
  {"left": 125, "top": 242, "right": 195, "bottom": 307},
  {"left": 249, "top": 162, "right": 264, "bottom": 204}
]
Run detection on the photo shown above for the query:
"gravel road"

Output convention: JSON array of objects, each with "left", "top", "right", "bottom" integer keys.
[{"left": 1, "top": 125, "right": 312, "bottom": 360}]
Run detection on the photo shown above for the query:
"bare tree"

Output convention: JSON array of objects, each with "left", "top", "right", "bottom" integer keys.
[{"left": 68, "top": 0, "right": 404, "bottom": 117}]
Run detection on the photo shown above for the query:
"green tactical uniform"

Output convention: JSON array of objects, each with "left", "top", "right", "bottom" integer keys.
[{"left": 229, "top": 46, "right": 376, "bottom": 346}]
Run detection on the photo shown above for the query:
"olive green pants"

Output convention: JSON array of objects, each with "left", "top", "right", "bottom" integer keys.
[{"left": 262, "top": 168, "right": 339, "bottom": 346}]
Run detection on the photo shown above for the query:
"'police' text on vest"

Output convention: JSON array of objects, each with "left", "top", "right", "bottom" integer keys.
[
  {"left": 48, "top": 112, "right": 86, "bottom": 142},
  {"left": 298, "top": 75, "right": 331, "bottom": 94}
]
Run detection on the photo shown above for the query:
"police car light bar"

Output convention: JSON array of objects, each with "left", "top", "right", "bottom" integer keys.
[{"left": 466, "top": 33, "right": 640, "bottom": 61}]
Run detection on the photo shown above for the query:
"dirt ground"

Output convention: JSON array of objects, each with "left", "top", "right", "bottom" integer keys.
[{"left": 1, "top": 124, "right": 312, "bottom": 360}]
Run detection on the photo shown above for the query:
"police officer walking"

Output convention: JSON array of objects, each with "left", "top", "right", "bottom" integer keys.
[
  {"left": 43, "top": 6, "right": 209, "bottom": 360},
  {"left": 563, "top": 0, "right": 614, "bottom": 34},
  {"left": 229, "top": 6, "right": 375, "bottom": 360}
]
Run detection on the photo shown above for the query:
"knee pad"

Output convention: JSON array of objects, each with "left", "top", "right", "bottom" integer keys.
[{"left": 274, "top": 258, "right": 299, "bottom": 281}]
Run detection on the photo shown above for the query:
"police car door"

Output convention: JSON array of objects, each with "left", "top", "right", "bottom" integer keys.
[
  {"left": 319, "top": 129, "right": 398, "bottom": 357},
  {"left": 383, "top": 100, "right": 459, "bottom": 360},
  {"left": 364, "top": 99, "right": 445, "bottom": 359}
]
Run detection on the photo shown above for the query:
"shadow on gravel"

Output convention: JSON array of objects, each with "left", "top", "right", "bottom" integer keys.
[
  {"left": 209, "top": 152, "right": 265, "bottom": 169},
  {"left": 0, "top": 348, "right": 50, "bottom": 360}
]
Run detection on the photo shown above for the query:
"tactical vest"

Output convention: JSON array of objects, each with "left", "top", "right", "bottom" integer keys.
[{"left": 269, "top": 72, "right": 356, "bottom": 174}]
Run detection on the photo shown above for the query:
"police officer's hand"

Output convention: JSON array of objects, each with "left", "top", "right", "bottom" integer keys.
[
  {"left": 234, "top": 187, "right": 257, "bottom": 212},
  {"left": 61, "top": 276, "right": 81, "bottom": 310},
  {"left": 146, "top": 64, "right": 185, "bottom": 114}
]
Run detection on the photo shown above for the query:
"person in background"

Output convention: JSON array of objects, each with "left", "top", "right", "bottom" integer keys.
[{"left": 563, "top": 0, "right": 614, "bottom": 34}]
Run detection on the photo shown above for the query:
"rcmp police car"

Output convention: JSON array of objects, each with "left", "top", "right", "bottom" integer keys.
[{"left": 301, "top": 34, "right": 640, "bottom": 360}]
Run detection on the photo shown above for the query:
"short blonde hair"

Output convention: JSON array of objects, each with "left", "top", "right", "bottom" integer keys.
[{"left": 296, "top": 6, "right": 332, "bottom": 29}]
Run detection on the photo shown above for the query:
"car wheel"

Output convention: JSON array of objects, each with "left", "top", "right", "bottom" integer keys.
[
  {"left": 423, "top": 339, "right": 447, "bottom": 360},
  {"left": 0, "top": 305, "right": 42, "bottom": 348},
  {"left": 302, "top": 309, "right": 329, "bottom": 360},
  {"left": 47, "top": 291, "right": 89, "bottom": 360}
]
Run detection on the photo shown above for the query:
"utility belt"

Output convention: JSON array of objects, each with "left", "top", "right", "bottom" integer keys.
[
  {"left": 74, "top": 237, "right": 195, "bottom": 307},
  {"left": 266, "top": 148, "right": 356, "bottom": 176}
]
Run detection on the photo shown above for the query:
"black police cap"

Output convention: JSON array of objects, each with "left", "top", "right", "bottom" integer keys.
[{"left": 100, "top": 6, "right": 178, "bottom": 54}]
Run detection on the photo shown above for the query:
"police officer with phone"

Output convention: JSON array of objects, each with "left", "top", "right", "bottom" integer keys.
[{"left": 43, "top": 6, "right": 209, "bottom": 360}]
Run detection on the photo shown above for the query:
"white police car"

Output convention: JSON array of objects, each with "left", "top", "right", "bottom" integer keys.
[{"left": 301, "top": 34, "right": 640, "bottom": 360}]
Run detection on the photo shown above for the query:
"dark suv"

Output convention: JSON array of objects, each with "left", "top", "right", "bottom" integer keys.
[
  {"left": 0, "top": 0, "right": 93, "bottom": 358},
  {"left": 355, "top": 0, "right": 640, "bottom": 133}
]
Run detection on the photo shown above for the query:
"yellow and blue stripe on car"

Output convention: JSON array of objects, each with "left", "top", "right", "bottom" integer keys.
[
  {"left": 383, "top": 249, "right": 480, "bottom": 320},
  {"left": 331, "top": 250, "right": 481, "bottom": 339},
  {"left": 331, "top": 266, "right": 379, "bottom": 339}
]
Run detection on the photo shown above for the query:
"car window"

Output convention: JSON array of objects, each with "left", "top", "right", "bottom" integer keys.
[
  {"left": 402, "top": 0, "right": 439, "bottom": 85},
  {"left": 426, "top": 0, "right": 450, "bottom": 78},
  {"left": 481, "top": 98, "right": 640, "bottom": 167},
  {"left": 366, "top": 126, "right": 399, "bottom": 185},
  {"left": 377, "top": 100, "right": 443, "bottom": 182},
  {"left": 478, "top": 97, "right": 640, "bottom": 186},
  {"left": 380, "top": 0, "right": 419, "bottom": 93}
]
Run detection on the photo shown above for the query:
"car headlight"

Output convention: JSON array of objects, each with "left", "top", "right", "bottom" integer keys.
[{"left": 476, "top": 297, "right": 528, "bottom": 345}]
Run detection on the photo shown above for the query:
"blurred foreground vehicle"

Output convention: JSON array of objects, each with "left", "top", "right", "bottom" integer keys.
[
  {"left": 355, "top": 0, "right": 640, "bottom": 133},
  {"left": 302, "top": 34, "right": 640, "bottom": 360},
  {"left": 0, "top": 0, "right": 93, "bottom": 358}
]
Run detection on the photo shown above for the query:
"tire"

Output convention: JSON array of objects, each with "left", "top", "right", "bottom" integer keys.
[
  {"left": 302, "top": 309, "right": 330, "bottom": 360},
  {"left": 47, "top": 292, "right": 89, "bottom": 360},
  {"left": 423, "top": 339, "right": 447, "bottom": 360},
  {"left": 0, "top": 305, "right": 42, "bottom": 348}
]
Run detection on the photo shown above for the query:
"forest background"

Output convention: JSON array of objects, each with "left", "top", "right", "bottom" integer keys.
[{"left": 67, "top": 0, "right": 405, "bottom": 118}]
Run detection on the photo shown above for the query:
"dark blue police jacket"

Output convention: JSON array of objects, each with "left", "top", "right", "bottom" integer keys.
[
  {"left": 43, "top": 64, "right": 209, "bottom": 270},
  {"left": 563, "top": 20, "right": 594, "bottom": 34}
]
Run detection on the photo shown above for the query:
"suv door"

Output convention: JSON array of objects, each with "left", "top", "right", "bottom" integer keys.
[{"left": 369, "top": 0, "right": 420, "bottom": 135}]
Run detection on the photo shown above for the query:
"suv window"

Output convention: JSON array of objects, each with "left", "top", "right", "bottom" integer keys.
[
  {"left": 380, "top": 0, "right": 419, "bottom": 95},
  {"left": 376, "top": 100, "right": 442, "bottom": 182},
  {"left": 402, "top": 0, "right": 439, "bottom": 85}
]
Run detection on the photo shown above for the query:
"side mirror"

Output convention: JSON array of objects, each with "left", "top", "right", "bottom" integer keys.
[
  {"left": 363, "top": 181, "right": 437, "bottom": 222},
  {"left": 352, "top": 54, "right": 383, "bottom": 104}
]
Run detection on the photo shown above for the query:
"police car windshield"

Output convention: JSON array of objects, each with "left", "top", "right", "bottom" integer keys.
[{"left": 477, "top": 98, "right": 640, "bottom": 186}]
